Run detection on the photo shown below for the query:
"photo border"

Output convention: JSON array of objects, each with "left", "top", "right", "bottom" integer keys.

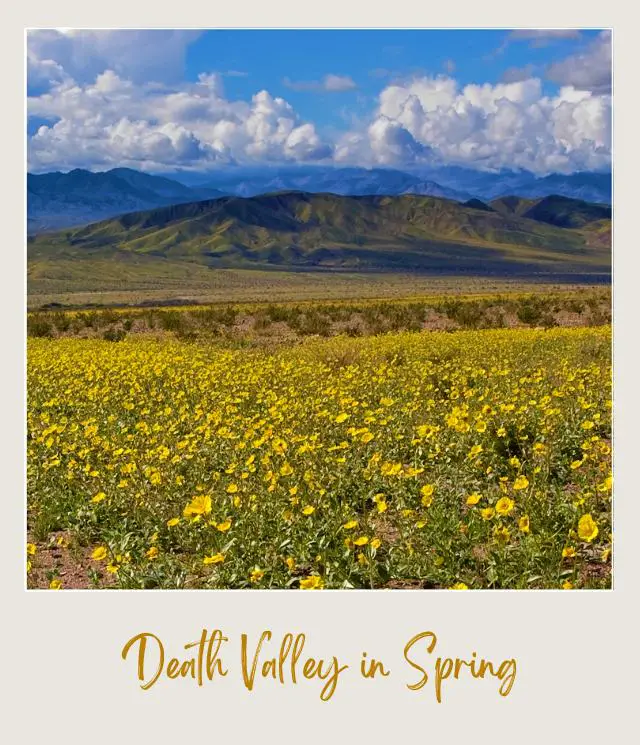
[{"left": 6, "top": 3, "right": 638, "bottom": 741}]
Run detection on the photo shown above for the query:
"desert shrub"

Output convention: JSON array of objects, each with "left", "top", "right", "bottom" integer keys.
[
  {"left": 190, "top": 307, "right": 221, "bottom": 327},
  {"left": 267, "top": 305, "right": 298, "bottom": 324},
  {"left": 159, "top": 311, "right": 185, "bottom": 333},
  {"left": 253, "top": 314, "right": 272, "bottom": 331},
  {"left": 566, "top": 298, "right": 585, "bottom": 314},
  {"left": 51, "top": 312, "right": 71, "bottom": 333},
  {"left": 516, "top": 303, "right": 543, "bottom": 326},
  {"left": 27, "top": 315, "right": 53, "bottom": 338},
  {"left": 299, "top": 312, "right": 332, "bottom": 336},
  {"left": 175, "top": 329, "right": 200, "bottom": 342},
  {"left": 79, "top": 312, "right": 99, "bottom": 329},
  {"left": 492, "top": 310, "right": 506, "bottom": 328},
  {"left": 443, "top": 301, "right": 485, "bottom": 328},
  {"left": 102, "top": 328, "right": 126, "bottom": 342},
  {"left": 588, "top": 306, "right": 611, "bottom": 326},
  {"left": 98, "top": 309, "right": 120, "bottom": 327},
  {"left": 212, "top": 307, "right": 238, "bottom": 326}
]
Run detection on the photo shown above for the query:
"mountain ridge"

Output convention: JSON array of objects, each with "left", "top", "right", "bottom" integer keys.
[
  {"left": 27, "top": 168, "right": 227, "bottom": 233},
  {"left": 187, "top": 165, "right": 611, "bottom": 204},
  {"left": 27, "top": 165, "right": 612, "bottom": 234},
  {"left": 29, "top": 190, "right": 611, "bottom": 278}
]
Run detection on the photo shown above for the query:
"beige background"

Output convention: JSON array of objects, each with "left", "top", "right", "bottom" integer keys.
[{"left": 5, "top": 3, "right": 638, "bottom": 741}]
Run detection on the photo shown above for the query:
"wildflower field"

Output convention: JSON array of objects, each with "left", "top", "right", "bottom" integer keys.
[{"left": 27, "top": 323, "right": 612, "bottom": 590}]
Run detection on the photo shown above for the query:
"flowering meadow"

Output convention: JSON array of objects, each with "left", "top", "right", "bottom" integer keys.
[{"left": 27, "top": 325, "right": 611, "bottom": 589}]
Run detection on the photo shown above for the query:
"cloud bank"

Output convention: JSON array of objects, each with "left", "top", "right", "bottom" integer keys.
[
  {"left": 336, "top": 73, "right": 611, "bottom": 174},
  {"left": 27, "top": 29, "right": 611, "bottom": 175}
]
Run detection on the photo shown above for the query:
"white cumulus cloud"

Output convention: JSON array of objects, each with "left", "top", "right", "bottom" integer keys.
[
  {"left": 336, "top": 74, "right": 611, "bottom": 174},
  {"left": 28, "top": 65, "right": 332, "bottom": 171},
  {"left": 27, "top": 29, "right": 201, "bottom": 89},
  {"left": 546, "top": 30, "right": 612, "bottom": 94}
]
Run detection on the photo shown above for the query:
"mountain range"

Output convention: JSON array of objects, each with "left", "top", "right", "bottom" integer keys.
[
  {"left": 415, "top": 167, "right": 612, "bottom": 204},
  {"left": 194, "top": 166, "right": 612, "bottom": 205},
  {"left": 27, "top": 166, "right": 612, "bottom": 234},
  {"left": 195, "top": 166, "right": 474, "bottom": 202},
  {"left": 29, "top": 191, "right": 611, "bottom": 278},
  {"left": 27, "top": 168, "right": 226, "bottom": 233}
]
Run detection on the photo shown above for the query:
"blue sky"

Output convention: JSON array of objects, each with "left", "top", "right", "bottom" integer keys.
[
  {"left": 185, "top": 29, "right": 598, "bottom": 127},
  {"left": 27, "top": 29, "right": 611, "bottom": 175}
]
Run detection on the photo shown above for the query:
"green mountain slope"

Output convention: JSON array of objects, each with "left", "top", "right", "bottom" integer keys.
[
  {"left": 489, "top": 196, "right": 539, "bottom": 217},
  {"left": 520, "top": 195, "right": 611, "bottom": 229},
  {"left": 29, "top": 191, "right": 611, "bottom": 276},
  {"left": 490, "top": 194, "right": 611, "bottom": 228}
]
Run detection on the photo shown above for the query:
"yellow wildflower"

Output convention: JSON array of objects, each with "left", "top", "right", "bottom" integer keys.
[
  {"left": 183, "top": 494, "right": 212, "bottom": 519},
  {"left": 495, "top": 497, "right": 515, "bottom": 516},
  {"left": 420, "top": 484, "right": 435, "bottom": 507},
  {"left": 513, "top": 475, "right": 529, "bottom": 491},
  {"left": 203, "top": 553, "right": 225, "bottom": 565},
  {"left": 578, "top": 514, "right": 599, "bottom": 542},
  {"left": 91, "top": 546, "right": 108, "bottom": 561},
  {"left": 299, "top": 575, "right": 324, "bottom": 589}
]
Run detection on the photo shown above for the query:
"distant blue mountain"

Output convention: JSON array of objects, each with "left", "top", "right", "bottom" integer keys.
[
  {"left": 414, "top": 166, "right": 611, "bottom": 204},
  {"left": 186, "top": 165, "right": 611, "bottom": 205},
  {"left": 27, "top": 168, "right": 226, "bottom": 232},
  {"left": 27, "top": 164, "right": 611, "bottom": 234},
  {"left": 195, "top": 166, "right": 475, "bottom": 202}
]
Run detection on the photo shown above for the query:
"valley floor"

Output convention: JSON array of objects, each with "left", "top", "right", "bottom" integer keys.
[{"left": 27, "top": 262, "right": 610, "bottom": 310}]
